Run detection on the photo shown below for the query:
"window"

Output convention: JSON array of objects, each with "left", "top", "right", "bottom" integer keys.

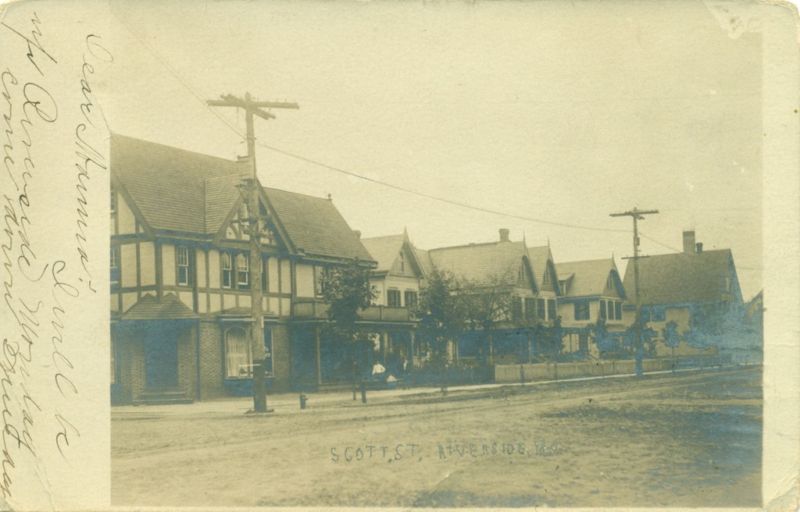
[
  {"left": 225, "top": 328, "right": 251, "bottom": 378},
  {"left": 315, "top": 266, "right": 329, "bottom": 297},
  {"left": 574, "top": 301, "right": 590, "bottom": 321},
  {"left": 236, "top": 253, "right": 249, "bottom": 289},
  {"left": 399, "top": 252, "right": 405, "bottom": 272},
  {"left": 110, "top": 338, "right": 116, "bottom": 384},
  {"left": 536, "top": 298, "right": 546, "bottom": 319},
  {"left": 547, "top": 299, "right": 556, "bottom": 320},
  {"left": 614, "top": 301, "right": 622, "bottom": 320},
  {"left": 110, "top": 246, "right": 120, "bottom": 288},
  {"left": 387, "top": 289, "right": 401, "bottom": 307},
  {"left": 177, "top": 246, "right": 190, "bottom": 286},
  {"left": 599, "top": 300, "right": 607, "bottom": 319},
  {"left": 263, "top": 327, "right": 273, "bottom": 376},
  {"left": 404, "top": 290, "right": 418, "bottom": 309},
  {"left": 224, "top": 326, "right": 274, "bottom": 378},
  {"left": 641, "top": 308, "right": 651, "bottom": 322},
  {"left": 110, "top": 187, "right": 117, "bottom": 214},
  {"left": 222, "top": 253, "right": 233, "bottom": 289},
  {"left": 525, "top": 298, "right": 536, "bottom": 321},
  {"left": 542, "top": 269, "right": 550, "bottom": 285},
  {"left": 512, "top": 297, "right": 523, "bottom": 321},
  {"left": 607, "top": 275, "right": 614, "bottom": 290},
  {"left": 652, "top": 308, "right": 666, "bottom": 322}
]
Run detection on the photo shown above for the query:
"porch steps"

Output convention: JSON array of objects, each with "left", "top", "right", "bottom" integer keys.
[{"left": 133, "top": 389, "right": 193, "bottom": 405}]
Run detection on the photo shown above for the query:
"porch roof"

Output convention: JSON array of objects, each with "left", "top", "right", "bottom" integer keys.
[{"left": 121, "top": 293, "right": 198, "bottom": 321}]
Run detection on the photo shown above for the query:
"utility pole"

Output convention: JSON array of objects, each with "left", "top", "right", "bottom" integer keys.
[
  {"left": 208, "top": 93, "right": 299, "bottom": 412},
  {"left": 610, "top": 207, "right": 659, "bottom": 377}
]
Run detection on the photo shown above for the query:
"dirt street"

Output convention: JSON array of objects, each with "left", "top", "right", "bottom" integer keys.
[{"left": 112, "top": 367, "right": 761, "bottom": 507}]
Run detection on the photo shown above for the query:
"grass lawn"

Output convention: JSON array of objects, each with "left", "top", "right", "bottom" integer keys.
[{"left": 111, "top": 367, "right": 761, "bottom": 507}]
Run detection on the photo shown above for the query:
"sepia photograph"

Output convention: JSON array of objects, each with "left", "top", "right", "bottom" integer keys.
[{"left": 0, "top": 0, "right": 797, "bottom": 510}]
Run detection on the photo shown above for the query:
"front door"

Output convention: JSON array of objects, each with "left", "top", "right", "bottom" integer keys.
[{"left": 145, "top": 330, "right": 179, "bottom": 389}]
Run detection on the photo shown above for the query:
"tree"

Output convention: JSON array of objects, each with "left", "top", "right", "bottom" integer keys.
[
  {"left": 592, "top": 317, "right": 614, "bottom": 357},
  {"left": 663, "top": 320, "right": 680, "bottom": 372},
  {"left": 416, "top": 268, "right": 468, "bottom": 394},
  {"left": 460, "top": 269, "right": 515, "bottom": 365},
  {"left": 320, "top": 259, "right": 376, "bottom": 397}
]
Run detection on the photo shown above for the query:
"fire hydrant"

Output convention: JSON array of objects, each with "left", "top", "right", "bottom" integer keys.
[{"left": 299, "top": 393, "right": 308, "bottom": 410}]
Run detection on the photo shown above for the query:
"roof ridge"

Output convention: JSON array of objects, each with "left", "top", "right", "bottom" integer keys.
[
  {"left": 112, "top": 133, "right": 240, "bottom": 167},
  {"left": 429, "top": 240, "right": 525, "bottom": 253},
  {"left": 262, "top": 185, "right": 332, "bottom": 202}
]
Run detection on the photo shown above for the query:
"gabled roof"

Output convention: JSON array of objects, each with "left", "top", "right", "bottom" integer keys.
[
  {"left": 527, "top": 246, "right": 554, "bottom": 284},
  {"left": 111, "top": 134, "right": 373, "bottom": 263},
  {"left": 361, "top": 231, "right": 425, "bottom": 276},
  {"left": 428, "top": 240, "right": 533, "bottom": 289},
  {"left": 361, "top": 234, "right": 406, "bottom": 273},
  {"left": 121, "top": 293, "right": 198, "bottom": 320},
  {"left": 556, "top": 258, "right": 625, "bottom": 299},
  {"left": 414, "top": 247, "right": 434, "bottom": 277},
  {"left": 263, "top": 187, "right": 373, "bottom": 261},
  {"left": 111, "top": 134, "right": 247, "bottom": 234},
  {"left": 622, "top": 249, "right": 742, "bottom": 306}
]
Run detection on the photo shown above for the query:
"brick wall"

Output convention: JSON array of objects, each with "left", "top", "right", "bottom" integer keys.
[
  {"left": 112, "top": 326, "right": 136, "bottom": 404},
  {"left": 112, "top": 321, "right": 200, "bottom": 403},
  {"left": 177, "top": 325, "right": 197, "bottom": 400},
  {"left": 199, "top": 321, "right": 225, "bottom": 399}
]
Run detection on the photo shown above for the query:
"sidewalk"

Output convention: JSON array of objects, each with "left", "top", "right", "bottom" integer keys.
[{"left": 111, "top": 363, "right": 755, "bottom": 417}]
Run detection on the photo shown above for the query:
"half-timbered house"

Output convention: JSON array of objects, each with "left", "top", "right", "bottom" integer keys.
[{"left": 110, "top": 134, "right": 383, "bottom": 403}]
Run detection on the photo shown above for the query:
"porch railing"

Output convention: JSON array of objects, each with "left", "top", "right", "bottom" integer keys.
[{"left": 292, "top": 300, "right": 412, "bottom": 322}]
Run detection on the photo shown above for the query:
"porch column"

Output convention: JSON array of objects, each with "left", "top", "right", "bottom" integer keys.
[
  {"left": 408, "top": 331, "right": 415, "bottom": 369},
  {"left": 314, "top": 325, "right": 322, "bottom": 386}
]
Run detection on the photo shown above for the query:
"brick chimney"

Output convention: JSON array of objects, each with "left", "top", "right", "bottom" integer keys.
[
  {"left": 499, "top": 228, "right": 510, "bottom": 242},
  {"left": 682, "top": 230, "right": 696, "bottom": 254}
]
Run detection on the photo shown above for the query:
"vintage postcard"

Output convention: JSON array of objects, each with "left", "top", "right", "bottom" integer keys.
[{"left": 0, "top": 0, "right": 797, "bottom": 510}]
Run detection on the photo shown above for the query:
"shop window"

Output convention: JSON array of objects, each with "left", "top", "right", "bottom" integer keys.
[
  {"left": 263, "top": 327, "right": 273, "bottom": 376},
  {"left": 225, "top": 327, "right": 251, "bottom": 378}
]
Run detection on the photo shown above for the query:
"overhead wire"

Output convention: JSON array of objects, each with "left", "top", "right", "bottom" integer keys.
[{"left": 110, "top": 8, "right": 716, "bottom": 247}]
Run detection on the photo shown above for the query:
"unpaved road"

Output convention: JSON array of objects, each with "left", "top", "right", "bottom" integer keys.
[{"left": 112, "top": 367, "right": 761, "bottom": 507}]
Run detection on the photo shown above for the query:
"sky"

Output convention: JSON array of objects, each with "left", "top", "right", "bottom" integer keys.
[{"left": 100, "top": 0, "right": 763, "bottom": 298}]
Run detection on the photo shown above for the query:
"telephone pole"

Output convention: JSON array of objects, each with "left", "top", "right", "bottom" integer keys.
[
  {"left": 208, "top": 93, "right": 299, "bottom": 412},
  {"left": 610, "top": 207, "right": 659, "bottom": 377}
]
